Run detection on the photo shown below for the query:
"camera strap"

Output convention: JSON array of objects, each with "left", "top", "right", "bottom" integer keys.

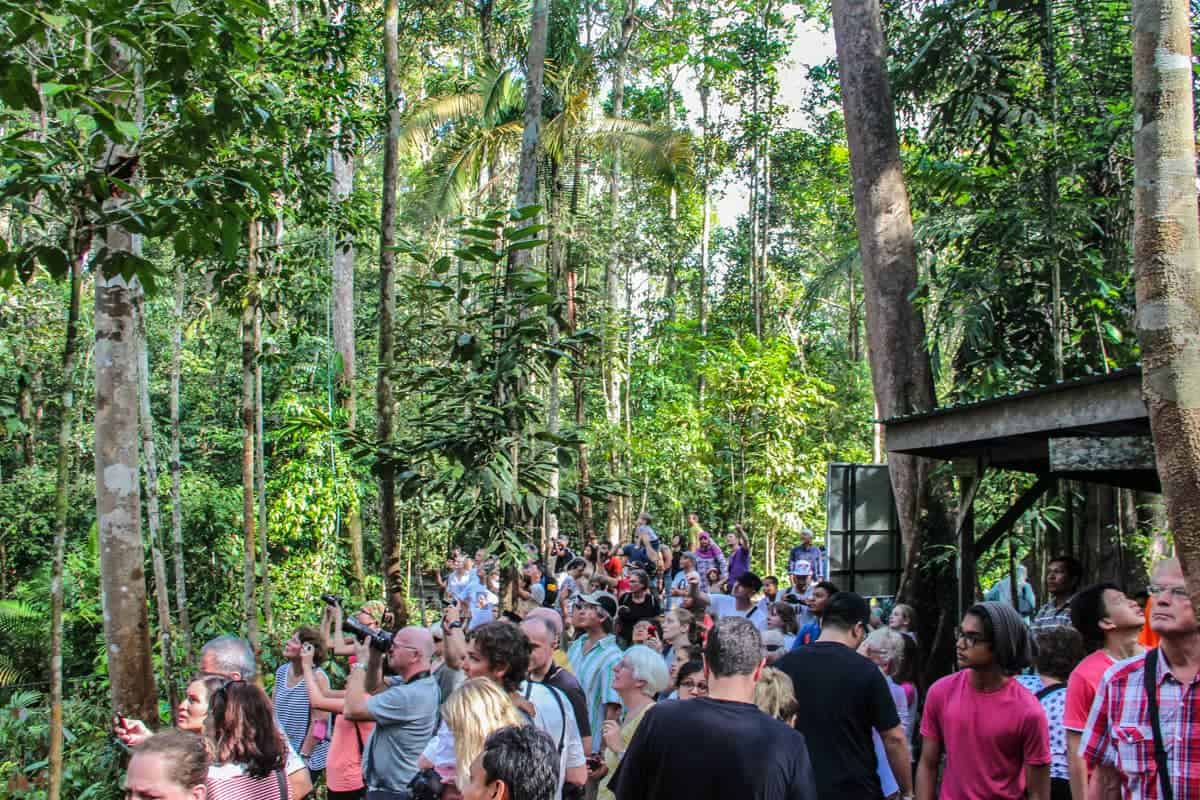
[{"left": 523, "top": 681, "right": 567, "bottom": 755}]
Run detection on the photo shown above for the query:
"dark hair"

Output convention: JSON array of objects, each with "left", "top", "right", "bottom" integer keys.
[
  {"left": 966, "top": 602, "right": 1032, "bottom": 675},
  {"left": 566, "top": 557, "right": 587, "bottom": 571},
  {"left": 822, "top": 591, "right": 870, "bottom": 631},
  {"left": 132, "top": 730, "right": 209, "bottom": 790},
  {"left": 675, "top": 659, "right": 705, "bottom": 690},
  {"left": 764, "top": 576, "right": 779, "bottom": 588},
  {"left": 704, "top": 617, "right": 763, "bottom": 678},
  {"left": 770, "top": 602, "right": 799, "bottom": 636},
  {"left": 737, "top": 572, "right": 763, "bottom": 593},
  {"left": 470, "top": 621, "right": 532, "bottom": 692},
  {"left": 583, "top": 543, "right": 598, "bottom": 563},
  {"left": 207, "top": 681, "right": 287, "bottom": 778},
  {"left": 629, "top": 569, "right": 650, "bottom": 589},
  {"left": 479, "top": 725, "right": 559, "bottom": 800},
  {"left": 1033, "top": 627, "right": 1086, "bottom": 681},
  {"left": 814, "top": 580, "right": 840, "bottom": 596},
  {"left": 893, "top": 634, "right": 921, "bottom": 689},
  {"left": 1070, "top": 582, "right": 1123, "bottom": 649},
  {"left": 294, "top": 624, "right": 327, "bottom": 664},
  {"left": 1051, "top": 555, "right": 1083, "bottom": 588}
]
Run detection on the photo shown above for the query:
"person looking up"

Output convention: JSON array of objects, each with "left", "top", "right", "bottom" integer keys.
[
  {"left": 298, "top": 638, "right": 375, "bottom": 800},
  {"left": 1064, "top": 581, "right": 1144, "bottom": 798},
  {"left": 462, "top": 725, "right": 561, "bottom": 800},
  {"left": 124, "top": 730, "right": 210, "bottom": 800},
  {"left": 597, "top": 646, "right": 670, "bottom": 800},
  {"left": 1014, "top": 627, "right": 1084, "bottom": 800},
  {"left": 558, "top": 558, "right": 588, "bottom": 618},
  {"left": 788, "top": 529, "right": 824, "bottom": 580},
  {"left": 343, "top": 627, "right": 441, "bottom": 796},
  {"left": 776, "top": 591, "right": 911, "bottom": 800},
  {"left": 447, "top": 556, "right": 481, "bottom": 605},
  {"left": 567, "top": 591, "right": 623, "bottom": 770},
  {"left": 917, "top": 602, "right": 1050, "bottom": 800},
  {"left": 1031, "top": 556, "right": 1082, "bottom": 633},
  {"left": 660, "top": 608, "right": 701, "bottom": 668},
  {"left": 274, "top": 626, "right": 332, "bottom": 781},
  {"left": 550, "top": 538, "right": 577, "bottom": 579},
  {"left": 1081, "top": 558, "right": 1200, "bottom": 800},
  {"left": 725, "top": 526, "right": 751, "bottom": 587},
  {"left": 693, "top": 533, "right": 727, "bottom": 588},
  {"left": 668, "top": 552, "right": 698, "bottom": 611},
  {"left": 792, "top": 581, "right": 839, "bottom": 649},
  {"left": 206, "top": 679, "right": 297, "bottom": 799},
  {"left": 888, "top": 603, "right": 917, "bottom": 641},
  {"left": 611, "top": 617, "right": 818, "bottom": 800},
  {"left": 616, "top": 569, "right": 661, "bottom": 646},
  {"left": 633, "top": 513, "right": 662, "bottom": 575},
  {"left": 522, "top": 613, "right": 593, "bottom": 755}
]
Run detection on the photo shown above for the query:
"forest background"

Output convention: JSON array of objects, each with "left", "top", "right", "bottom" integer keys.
[{"left": 0, "top": 0, "right": 1189, "bottom": 796}]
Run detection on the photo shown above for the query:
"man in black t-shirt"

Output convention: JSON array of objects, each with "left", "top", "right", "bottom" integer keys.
[
  {"left": 775, "top": 592, "right": 912, "bottom": 800},
  {"left": 611, "top": 617, "right": 818, "bottom": 800}
]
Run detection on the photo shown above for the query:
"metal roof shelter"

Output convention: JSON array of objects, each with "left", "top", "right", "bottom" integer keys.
[{"left": 882, "top": 367, "right": 1157, "bottom": 618}]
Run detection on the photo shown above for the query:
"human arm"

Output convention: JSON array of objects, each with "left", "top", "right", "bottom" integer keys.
[
  {"left": 300, "top": 644, "right": 346, "bottom": 713},
  {"left": 1086, "top": 766, "right": 1123, "bottom": 800},
  {"left": 288, "top": 766, "right": 313, "bottom": 799},
  {"left": 299, "top": 670, "right": 332, "bottom": 759},
  {"left": 320, "top": 603, "right": 336, "bottom": 649},
  {"left": 112, "top": 715, "right": 152, "bottom": 748},
  {"left": 915, "top": 734, "right": 941, "bottom": 800},
  {"left": 441, "top": 604, "right": 467, "bottom": 670},
  {"left": 343, "top": 639, "right": 381, "bottom": 721},
  {"left": 879, "top": 724, "right": 912, "bottom": 797},
  {"left": 1024, "top": 764, "right": 1051, "bottom": 800},
  {"left": 1067, "top": 731, "right": 1087, "bottom": 800}
]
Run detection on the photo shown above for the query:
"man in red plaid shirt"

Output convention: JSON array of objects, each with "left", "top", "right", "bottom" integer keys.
[{"left": 1080, "top": 559, "right": 1200, "bottom": 799}]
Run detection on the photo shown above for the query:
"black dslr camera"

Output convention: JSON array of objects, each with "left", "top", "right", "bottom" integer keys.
[
  {"left": 343, "top": 615, "right": 394, "bottom": 653},
  {"left": 321, "top": 594, "right": 342, "bottom": 607}
]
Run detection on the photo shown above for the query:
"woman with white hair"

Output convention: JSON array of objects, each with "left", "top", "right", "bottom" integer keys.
[
  {"left": 860, "top": 626, "right": 911, "bottom": 800},
  {"left": 598, "top": 645, "right": 670, "bottom": 800}
]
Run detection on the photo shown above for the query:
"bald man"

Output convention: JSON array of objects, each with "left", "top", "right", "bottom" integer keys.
[{"left": 345, "top": 626, "right": 440, "bottom": 794}]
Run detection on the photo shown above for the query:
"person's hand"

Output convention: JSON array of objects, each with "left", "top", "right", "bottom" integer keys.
[
  {"left": 113, "top": 715, "right": 151, "bottom": 748},
  {"left": 321, "top": 604, "right": 334, "bottom": 625},
  {"left": 333, "top": 603, "right": 344, "bottom": 626},
  {"left": 602, "top": 719, "right": 622, "bottom": 752},
  {"left": 353, "top": 637, "right": 372, "bottom": 666},
  {"left": 644, "top": 631, "right": 663, "bottom": 653},
  {"left": 687, "top": 573, "right": 700, "bottom": 587},
  {"left": 587, "top": 759, "right": 609, "bottom": 782},
  {"left": 300, "top": 642, "right": 315, "bottom": 669},
  {"left": 443, "top": 604, "right": 461, "bottom": 627}
]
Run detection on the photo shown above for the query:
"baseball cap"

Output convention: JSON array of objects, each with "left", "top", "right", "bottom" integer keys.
[
  {"left": 576, "top": 590, "right": 618, "bottom": 619},
  {"left": 790, "top": 561, "right": 813, "bottom": 577}
]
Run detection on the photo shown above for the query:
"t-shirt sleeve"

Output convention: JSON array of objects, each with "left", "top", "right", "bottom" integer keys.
[
  {"left": 1063, "top": 666, "right": 1095, "bottom": 732},
  {"left": 919, "top": 680, "right": 943, "bottom": 742},
  {"left": 367, "top": 682, "right": 422, "bottom": 726},
  {"left": 867, "top": 666, "right": 901, "bottom": 732},
  {"left": 1080, "top": 673, "right": 1117, "bottom": 768},
  {"left": 1021, "top": 696, "right": 1052, "bottom": 766}
]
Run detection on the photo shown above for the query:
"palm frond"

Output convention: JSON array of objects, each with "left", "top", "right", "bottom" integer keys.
[{"left": 586, "top": 118, "right": 694, "bottom": 188}]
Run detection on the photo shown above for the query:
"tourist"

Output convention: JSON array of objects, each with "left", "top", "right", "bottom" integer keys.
[
  {"left": 418, "top": 677, "right": 524, "bottom": 788},
  {"left": 703, "top": 566, "right": 723, "bottom": 594},
  {"left": 633, "top": 512, "right": 662, "bottom": 575},
  {"left": 768, "top": 602, "right": 800, "bottom": 651},
  {"left": 432, "top": 604, "right": 469, "bottom": 705},
  {"left": 516, "top": 561, "right": 547, "bottom": 618},
  {"left": 787, "top": 528, "right": 824, "bottom": 580},
  {"left": 1064, "top": 581, "right": 1143, "bottom": 797},
  {"left": 673, "top": 660, "right": 708, "bottom": 700},
  {"left": 597, "top": 646, "right": 669, "bottom": 800},
  {"left": 177, "top": 675, "right": 226, "bottom": 736},
  {"left": 615, "top": 569, "right": 661, "bottom": 646},
  {"left": 917, "top": 602, "right": 1050, "bottom": 800},
  {"left": 859, "top": 627, "right": 910, "bottom": 737},
  {"left": 985, "top": 565, "right": 1038, "bottom": 622},
  {"left": 781, "top": 562, "right": 816, "bottom": 628},
  {"left": 463, "top": 621, "right": 587, "bottom": 798},
  {"left": 686, "top": 512, "right": 706, "bottom": 551},
  {"left": 705, "top": 572, "right": 767, "bottom": 630},
  {"left": 462, "top": 725, "right": 561, "bottom": 800},
  {"left": 692, "top": 531, "right": 727, "bottom": 588},
  {"left": 610, "top": 617, "right": 818, "bottom": 800},
  {"left": 792, "top": 581, "right": 839, "bottom": 649},
  {"left": 1080, "top": 558, "right": 1200, "bottom": 800},
  {"left": 558, "top": 559, "right": 588, "bottom": 618},
  {"left": 666, "top": 644, "right": 694, "bottom": 690},
  {"left": 124, "top": 730, "right": 209, "bottom": 800},
  {"left": 567, "top": 591, "right": 623, "bottom": 795},
  {"left": 522, "top": 614, "right": 593, "bottom": 754},
  {"left": 1016, "top": 627, "right": 1085, "bottom": 800},
  {"left": 447, "top": 556, "right": 481, "bottom": 606},
  {"left": 725, "top": 526, "right": 750, "bottom": 587},
  {"left": 667, "top": 552, "right": 698, "bottom": 611},
  {"left": 660, "top": 607, "right": 702, "bottom": 667},
  {"left": 549, "top": 538, "right": 577, "bottom": 579},
  {"left": 753, "top": 667, "right": 799, "bottom": 725},
  {"left": 893, "top": 635, "right": 921, "bottom": 740},
  {"left": 298, "top": 643, "right": 374, "bottom": 800},
  {"left": 756, "top": 575, "right": 780, "bottom": 617},
  {"left": 343, "top": 627, "right": 441, "bottom": 796},
  {"left": 888, "top": 603, "right": 917, "bottom": 641},
  {"left": 207, "top": 679, "right": 299, "bottom": 799},
  {"left": 776, "top": 591, "right": 911, "bottom": 800},
  {"left": 1031, "top": 556, "right": 1082, "bottom": 633},
  {"left": 274, "top": 626, "right": 332, "bottom": 781}
]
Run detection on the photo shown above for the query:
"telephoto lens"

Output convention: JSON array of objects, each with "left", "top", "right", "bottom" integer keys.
[
  {"left": 321, "top": 594, "right": 342, "bottom": 607},
  {"left": 343, "top": 615, "right": 395, "bottom": 653}
]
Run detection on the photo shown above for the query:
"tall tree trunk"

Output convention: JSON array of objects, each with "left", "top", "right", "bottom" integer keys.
[
  {"left": 169, "top": 261, "right": 192, "bottom": 660},
  {"left": 698, "top": 76, "right": 711, "bottom": 403},
  {"left": 49, "top": 226, "right": 86, "bottom": 800},
  {"left": 331, "top": 125, "right": 366, "bottom": 595},
  {"left": 380, "top": 0, "right": 406, "bottom": 625},
  {"left": 566, "top": 144, "right": 594, "bottom": 540},
  {"left": 16, "top": 352, "right": 35, "bottom": 467},
  {"left": 831, "top": 0, "right": 941, "bottom": 583},
  {"left": 241, "top": 222, "right": 260, "bottom": 664},
  {"left": 1131, "top": 0, "right": 1200, "bottom": 600},
  {"left": 96, "top": 37, "right": 157, "bottom": 722},
  {"left": 513, "top": 0, "right": 547, "bottom": 211},
  {"left": 135, "top": 292, "right": 179, "bottom": 720},
  {"left": 255, "top": 303, "right": 270, "bottom": 635},
  {"left": 545, "top": 165, "right": 564, "bottom": 547}
]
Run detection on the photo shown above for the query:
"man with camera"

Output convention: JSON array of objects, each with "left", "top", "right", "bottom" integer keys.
[{"left": 344, "top": 625, "right": 441, "bottom": 800}]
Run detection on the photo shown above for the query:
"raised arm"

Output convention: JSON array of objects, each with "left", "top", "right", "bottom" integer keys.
[{"left": 300, "top": 645, "right": 347, "bottom": 713}]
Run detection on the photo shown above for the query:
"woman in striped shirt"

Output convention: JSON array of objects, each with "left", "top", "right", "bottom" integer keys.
[{"left": 273, "top": 626, "right": 331, "bottom": 782}]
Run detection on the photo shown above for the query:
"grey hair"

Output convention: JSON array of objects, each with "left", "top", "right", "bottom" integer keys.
[
  {"left": 201, "top": 635, "right": 257, "bottom": 681},
  {"left": 703, "top": 617, "right": 763, "bottom": 678},
  {"left": 864, "top": 627, "right": 906, "bottom": 672},
  {"left": 621, "top": 645, "right": 670, "bottom": 697}
]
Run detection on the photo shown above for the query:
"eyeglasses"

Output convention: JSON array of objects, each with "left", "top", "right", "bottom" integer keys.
[
  {"left": 679, "top": 680, "right": 708, "bottom": 693},
  {"left": 1149, "top": 584, "right": 1190, "bottom": 600},
  {"left": 954, "top": 627, "right": 990, "bottom": 647}
]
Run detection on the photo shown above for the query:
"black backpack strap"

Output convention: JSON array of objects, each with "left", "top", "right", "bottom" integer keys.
[
  {"left": 1144, "top": 648, "right": 1174, "bottom": 800},
  {"left": 1034, "top": 683, "right": 1067, "bottom": 702},
  {"left": 276, "top": 768, "right": 288, "bottom": 800}
]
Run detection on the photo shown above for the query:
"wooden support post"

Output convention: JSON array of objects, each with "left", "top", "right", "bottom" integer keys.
[{"left": 954, "top": 459, "right": 983, "bottom": 622}]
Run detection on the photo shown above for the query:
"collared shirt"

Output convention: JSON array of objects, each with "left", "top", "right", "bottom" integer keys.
[
  {"left": 1080, "top": 647, "right": 1200, "bottom": 799},
  {"left": 1031, "top": 596, "right": 1076, "bottom": 633},
  {"left": 567, "top": 633, "right": 622, "bottom": 754}
]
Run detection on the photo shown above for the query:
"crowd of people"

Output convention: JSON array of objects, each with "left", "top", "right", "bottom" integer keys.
[{"left": 116, "top": 513, "right": 1200, "bottom": 800}]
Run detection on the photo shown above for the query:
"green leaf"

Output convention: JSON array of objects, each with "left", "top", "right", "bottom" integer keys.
[
  {"left": 505, "top": 239, "right": 547, "bottom": 253},
  {"left": 510, "top": 205, "right": 542, "bottom": 221},
  {"left": 40, "top": 82, "right": 71, "bottom": 97}
]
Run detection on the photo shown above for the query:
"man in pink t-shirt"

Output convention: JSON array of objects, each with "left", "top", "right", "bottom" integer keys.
[
  {"left": 1061, "top": 582, "right": 1143, "bottom": 798},
  {"left": 917, "top": 602, "right": 1050, "bottom": 800}
]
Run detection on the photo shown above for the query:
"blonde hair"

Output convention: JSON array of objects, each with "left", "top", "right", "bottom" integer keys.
[
  {"left": 890, "top": 603, "right": 915, "bottom": 630},
  {"left": 754, "top": 667, "right": 799, "bottom": 723},
  {"left": 864, "top": 626, "right": 906, "bottom": 675},
  {"left": 443, "top": 678, "right": 524, "bottom": 786}
]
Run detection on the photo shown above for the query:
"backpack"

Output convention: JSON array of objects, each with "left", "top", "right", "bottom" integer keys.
[{"left": 541, "top": 574, "right": 559, "bottom": 608}]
